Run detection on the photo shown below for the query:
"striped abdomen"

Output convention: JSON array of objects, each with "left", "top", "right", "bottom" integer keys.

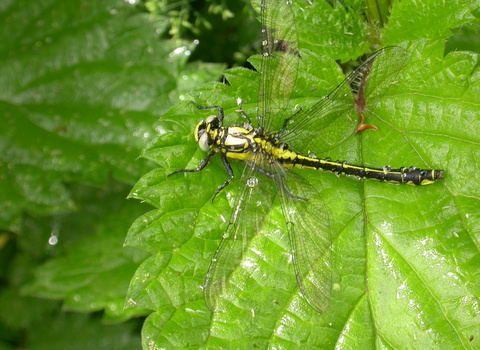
[{"left": 284, "top": 154, "right": 443, "bottom": 186}]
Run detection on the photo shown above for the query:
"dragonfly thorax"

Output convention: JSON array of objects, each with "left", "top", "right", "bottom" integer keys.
[{"left": 194, "top": 113, "right": 261, "bottom": 159}]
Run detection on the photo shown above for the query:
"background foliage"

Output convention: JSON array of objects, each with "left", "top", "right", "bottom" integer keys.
[{"left": 0, "top": 0, "right": 479, "bottom": 349}]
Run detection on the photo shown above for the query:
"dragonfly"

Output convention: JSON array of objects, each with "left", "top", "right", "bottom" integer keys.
[{"left": 168, "top": 0, "right": 443, "bottom": 313}]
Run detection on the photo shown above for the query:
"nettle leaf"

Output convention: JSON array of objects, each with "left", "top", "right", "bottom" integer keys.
[
  {"left": 22, "top": 184, "right": 151, "bottom": 324},
  {"left": 294, "top": 0, "right": 370, "bottom": 62},
  {"left": 384, "top": 0, "right": 479, "bottom": 42},
  {"left": 1, "top": 0, "right": 224, "bottom": 326},
  {"left": 26, "top": 312, "right": 142, "bottom": 350},
  {"left": 128, "top": 1, "right": 480, "bottom": 349},
  {"left": 0, "top": 0, "right": 224, "bottom": 230}
]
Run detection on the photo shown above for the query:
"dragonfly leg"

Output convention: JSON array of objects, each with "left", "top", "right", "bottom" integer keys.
[
  {"left": 212, "top": 153, "right": 235, "bottom": 201},
  {"left": 234, "top": 99, "right": 253, "bottom": 123},
  {"left": 190, "top": 101, "right": 225, "bottom": 123},
  {"left": 355, "top": 112, "right": 379, "bottom": 133},
  {"left": 279, "top": 108, "right": 303, "bottom": 133},
  {"left": 236, "top": 109, "right": 252, "bottom": 124},
  {"left": 167, "top": 151, "right": 216, "bottom": 177}
]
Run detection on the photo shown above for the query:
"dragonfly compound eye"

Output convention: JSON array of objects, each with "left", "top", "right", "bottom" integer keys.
[
  {"left": 206, "top": 115, "right": 217, "bottom": 123},
  {"left": 198, "top": 130, "right": 211, "bottom": 152}
]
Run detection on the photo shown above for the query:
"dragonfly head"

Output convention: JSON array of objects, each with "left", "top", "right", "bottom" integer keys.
[{"left": 195, "top": 115, "right": 220, "bottom": 152}]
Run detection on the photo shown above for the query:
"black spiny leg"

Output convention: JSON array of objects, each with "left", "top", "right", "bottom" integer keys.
[
  {"left": 237, "top": 109, "right": 252, "bottom": 124},
  {"left": 190, "top": 101, "right": 225, "bottom": 123},
  {"left": 167, "top": 151, "right": 216, "bottom": 177},
  {"left": 235, "top": 99, "right": 253, "bottom": 124},
  {"left": 211, "top": 153, "right": 235, "bottom": 202},
  {"left": 279, "top": 108, "right": 303, "bottom": 133}
]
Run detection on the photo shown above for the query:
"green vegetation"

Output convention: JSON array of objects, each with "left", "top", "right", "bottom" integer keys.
[{"left": 1, "top": 0, "right": 479, "bottom": 349}]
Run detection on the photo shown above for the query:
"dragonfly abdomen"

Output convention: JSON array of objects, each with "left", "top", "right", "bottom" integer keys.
[{"left": 284, "top": 153, "right": 443, "bottom": 185}]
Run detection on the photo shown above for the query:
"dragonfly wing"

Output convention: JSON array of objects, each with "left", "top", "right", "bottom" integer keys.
[
  {"left": 359, "top": 46, "right": 408, "bottom": 107},
  {"left": 204, "top": 158, "right": 277, "bottom": 312},
  {"left": 279, "top": 47, "right": 408, "bottom": 156},
  {"left": 280, "top": 94, "right": 357, "bottom": 155},
  {"left": 275, "top": 165, "right": 332, "bottom": 313},
  {"left": 258, "top": 0, "right": 300, "bottom": 132}
]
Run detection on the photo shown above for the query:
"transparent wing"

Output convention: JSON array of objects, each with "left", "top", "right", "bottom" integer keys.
[
  {"left": 258, "top": 0, "right": 300, "bottom": 132},
  {"left": 279, "top": 47, "right": 408, "bottom": 155},
  {"left": 203, "top": 157, "right": 277, "bottom": 312},
  {"left": 204, "top": 155, "right": 332, "bottom": 313},
  {"left": 275, "top": 165, "right": 332, "bottom": 313},
  {"left": 355, "top": 46, "right": 408, "bottom": 105}
]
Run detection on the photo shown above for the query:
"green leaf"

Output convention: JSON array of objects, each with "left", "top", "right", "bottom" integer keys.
[
  {"left": 294, "top": 0, "right": 370, "bottom": 62},
  {"left": 446, "top": 24, "right": 480, "bottom": 55},
  {"left": 0, "top": 258, "right": 59, "bottom": 330},
  {"left": 384, "top": 0, "right": 479, "bottom": 42},
  {"left": 22, "top": 184, "right": 151, "bottom": 323},
  {"left": 129, "top": 0, "right": 480, "bottom": 349},
  {"left": 0, "top": 0, "right": 226, "bottom": 348},
  {"left": 0, "top": 0, "right": 224, "bottom": 230},
  {"left": 26, "top": 312, "right": 142, "bottom": 350}
]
